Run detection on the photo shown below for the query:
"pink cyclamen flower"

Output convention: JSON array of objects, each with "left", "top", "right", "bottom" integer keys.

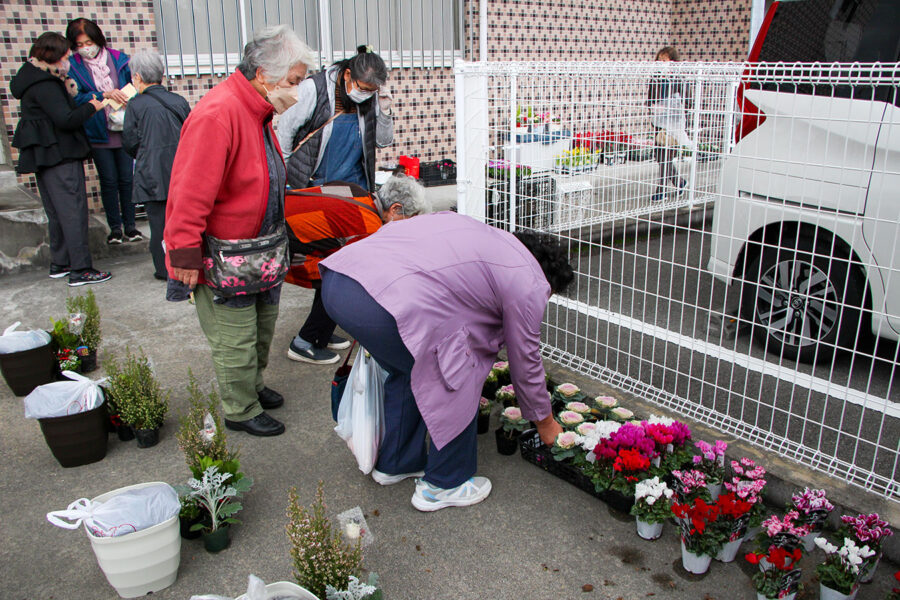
[{"left": 791, "top": 488, "right": 834, "bottom": 513}]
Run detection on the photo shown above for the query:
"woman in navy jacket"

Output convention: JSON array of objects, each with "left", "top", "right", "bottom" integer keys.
[{"left": 66, "top": 18, "right": 140, "bottom": 245}]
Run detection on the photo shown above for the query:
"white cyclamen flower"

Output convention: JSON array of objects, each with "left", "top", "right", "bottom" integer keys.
[
  {"left": 814, "top": 537, "right": 838, "bottom": 554},
  {"left": 646, "top": 414, "right": 675, "bottom": 426}
]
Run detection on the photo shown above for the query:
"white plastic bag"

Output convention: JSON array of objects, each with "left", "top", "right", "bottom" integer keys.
[
  {"left": 190, "top": 575, "right": 313, "bottom": 600},
  {"left": 0, "top": 322, "right": 51, "bottom": 354},
  {"left": 23, "top": 371, "right": 105, "bottom": 419},
  {"left": 334, "top": 347, "right": 386, "bottom": 474},
  {"left": 46, "top": 483, "right": 180, "bottom": 537}
]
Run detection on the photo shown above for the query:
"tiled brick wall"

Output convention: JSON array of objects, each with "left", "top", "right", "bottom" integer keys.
[{"left": 1, "top": 0, "right": 753, "bottom": 211}]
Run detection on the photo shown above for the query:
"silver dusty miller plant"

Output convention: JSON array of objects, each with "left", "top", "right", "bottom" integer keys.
[{"left": 325, "top": 574, "right": 381, "bottom": 600}]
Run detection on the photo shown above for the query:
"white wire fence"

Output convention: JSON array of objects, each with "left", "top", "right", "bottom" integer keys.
[{"left": 455, "top": 60, "right": 900, "bottom": 503}]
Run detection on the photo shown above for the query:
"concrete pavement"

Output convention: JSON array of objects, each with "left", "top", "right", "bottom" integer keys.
[{"left": 0, "top": 248, "right": 896, "bottom": 599}]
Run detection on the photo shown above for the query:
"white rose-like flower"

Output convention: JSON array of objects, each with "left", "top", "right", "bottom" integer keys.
[
  {"left": 556, "top": 383, "right": 581, "bottom": 397},
  {"left": 594, "top": 396, "right": 618, "bottom": 409},
  {"left": 556, "top": 431, "right": 579, "bottom": 449},
  {"left": 611, "top": 407, "right": 634, "bottom": 420},
  {"left": 566, "top": 401, "right": 591, "bottom": 414},
  {"left": 558, "top": 411, "right": 584, "bottom": 426},
  {"left": 576, "top": 422, "right": 598, "bottom": 436}
]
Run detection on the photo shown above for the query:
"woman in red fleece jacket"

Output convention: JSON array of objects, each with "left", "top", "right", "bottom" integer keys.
[{"left": 164, "top": 25, "right": 315, "bottom": 437}]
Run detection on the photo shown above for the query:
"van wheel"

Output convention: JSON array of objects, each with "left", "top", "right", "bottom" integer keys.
[{"left": 743, "top": 236, "right": 862, "bottom": 364}]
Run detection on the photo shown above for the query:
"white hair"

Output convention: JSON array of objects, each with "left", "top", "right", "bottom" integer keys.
[
  {"left": 129, "top": 48, "right": 166, "bottom": 84},
  {"left": 237, "top": 25, "right": 316, "bottom": 83},
  {"left": 376, "top": 174, "right": 430, "bottom": 217}
]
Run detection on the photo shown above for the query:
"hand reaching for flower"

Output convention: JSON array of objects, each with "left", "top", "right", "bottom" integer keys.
[{"left": 535, "top": 413, "right": 563, "bottom": 446}]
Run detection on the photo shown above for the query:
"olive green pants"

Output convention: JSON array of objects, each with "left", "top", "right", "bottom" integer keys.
[{"left": 194, "top": 285, "right": 279, "bottom": 421}]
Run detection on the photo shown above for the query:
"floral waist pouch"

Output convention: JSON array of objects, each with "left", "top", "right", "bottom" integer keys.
[{"left": 203, "top": 225, "right": 290, "bottom": 297}]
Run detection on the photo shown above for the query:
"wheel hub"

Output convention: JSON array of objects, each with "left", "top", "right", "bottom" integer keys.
[{"left": 757, "top": 258, "right": 839, "bottom": 349}]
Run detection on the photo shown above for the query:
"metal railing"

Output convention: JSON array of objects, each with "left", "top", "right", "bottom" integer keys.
[
  {"left": 455, "top": 60, "right": 900, "bottom": 502},
  {"left": 153, "top": 0, "right": 466, "bottom": 77}
]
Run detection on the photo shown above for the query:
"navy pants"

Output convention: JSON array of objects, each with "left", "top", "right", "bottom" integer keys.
[
  {"left": 321, "top": 269, "right": 477, "bottom": 489},
  {"left": 92, "top": 147, "right": 135, "bottom": 232}
]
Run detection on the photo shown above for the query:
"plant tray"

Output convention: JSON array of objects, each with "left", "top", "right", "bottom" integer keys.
[
  {"left": 419, "top": 159, "right": 456, "bottom": 187},
  {"left": 518, "top": 429, "right": 600, "bottom": 499}
]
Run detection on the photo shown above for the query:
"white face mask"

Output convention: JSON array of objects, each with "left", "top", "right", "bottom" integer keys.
[
  {"left": 78, "top": 44, "right": 100, "bottom": 60},
  {"left": 348, "top": 87, "right": 375, "bottom": 104}
]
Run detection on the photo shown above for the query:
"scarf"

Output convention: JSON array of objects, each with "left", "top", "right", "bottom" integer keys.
[
  {"left": 83, "top": 47, "right": 116, "bottom": 122},
  {"left": 27, "top": 57, "right": 78, "bottom": 97}
]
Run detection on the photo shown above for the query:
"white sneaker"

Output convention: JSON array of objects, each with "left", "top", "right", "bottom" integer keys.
[
  {"left": 411, "top": 476, "right": 492, "bottom": 512},
  {"left": 371, "top": 468, "right": 425, "bottom": 486}
]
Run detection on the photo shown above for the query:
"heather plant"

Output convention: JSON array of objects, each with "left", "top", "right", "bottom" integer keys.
[
  {"left": 105, "top": 348, "right": 169, "bottom": 430},
  {"left": 176, "top": 370, "right": 240, "bottom": 479},
  {"left": 66, "top": 290, "right": 101, "bottom": 351},
  {"left": 286, "top": 483, "right": 363, "bottom": 599}
]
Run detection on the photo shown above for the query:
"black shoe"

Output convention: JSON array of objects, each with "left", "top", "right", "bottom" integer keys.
[
  {"left": 68, "top": 269, "right": 112, "bottom": 287},
  {"left": 326, "top": 334, "right": 351, "bottom": 350},
  {"left": 153, "top": 273, "right": 167, "bottom": 281},
  {"left": 257, "top": 387, "right": 284, "bottom": 410},
  {"left": 287, "top": 337, "right": 340, "bottom": 364},
  {"left": 125, "top": 229, "right": 144, "bottom": 242},
  {"left": 107, "top": 230, "right": 124, "bottom": 245},
  {"left": 49, "top": 264, "right": 70, "bottom": 279},
  {"left": 676, "top": 178, "right": 687, "bottom": 196},
  {"left": 651, "top": 192, "right": 666, "bottom": 203},
  {"left": 224, "top": 412, "right": 285, "bottom": 437}
]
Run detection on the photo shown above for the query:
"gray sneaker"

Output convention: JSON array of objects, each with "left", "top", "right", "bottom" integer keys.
[{"left": 287, "top": 336, "right": 339, "bottom": 364}]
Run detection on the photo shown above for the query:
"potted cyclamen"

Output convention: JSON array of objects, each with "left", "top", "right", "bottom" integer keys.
[
  {"left": 497, "top": 406, "right": 528, "bottom": 455},
  {"left": 838, "top": 512, "right": 892, "bottom": 583},
  {"left": 181, "top": 464, "right": 253, "bottom": 553},
  {"left": 814, "top": 536, "right": 875, "bottom": 600},
  {"left": 477, "top": 397, "right": 492, "bottom": 434},
  {"left": 790, "top": 488, "right": 833, "bottom": 551},
  {"left": 672, "top": 497, "right": 723, "bottom": 574},
  {"left": 745, "top": 547, "right": 803, "bottom": 600},
  {"left": 630, "top": 476, "right": 673, "bottom": 540},
  {"left": 692, "top": 440, "right": 727, "bottom": 500},
  {"left": 643, "top": 414, "right": 692, "bottom": 470},
  {"left": 726, "top": 457, "right": 768, "bottom": 541},
  {"left": 754, "top": 512, "right": 808, "bottom": 572},
  {"left": 889, "top": 572, "right": 900, "bottom": 600},
  {"left": 711, "top": 492, "right": 754, "bottom": 562},
  {"left": 495, "top": 384, "right": 516, "bottom": 408},
  {"left": 592, "top": 422, "right": 653, "bottom": 512}
]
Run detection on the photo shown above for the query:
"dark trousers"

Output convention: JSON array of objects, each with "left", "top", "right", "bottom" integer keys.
[
  {"left": 653, "top": 128, "right": 680, "bottom": 196},
  {"left": 92, "top": 147, "right": 134, "bottom": 232},
  {"left": 35, "top": 160, "right": 92, "bottom": 271},
  {"left": 145, "top": 201, "right": 167, "bottom": 277},
  {"left": 321, "top": 270, "right": 478, "bottom": 489},
  {"left": 298, "top": 287, "right": 337, "bottom": 348}
]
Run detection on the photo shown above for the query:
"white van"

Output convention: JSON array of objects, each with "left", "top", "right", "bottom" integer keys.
[{"left": 707, "top": 0, "right": 900, "bottom": 363}]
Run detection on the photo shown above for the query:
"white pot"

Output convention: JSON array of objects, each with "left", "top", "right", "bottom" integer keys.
[
  {"left": 651, "top": 455, "right": 661, "bottom": 468},
  {"left": 706, "top": 482, "right": 722, "bottom": 501},
  {"left": 636, "top": 518, "right": 663, "bottom": 540},
  {"left": 680, "top": 539, "right": 712, "bottom": 574},
  {"left": 756, "top": 593, "right": 795, "bottom": 600},
  {"left": 744, "top": 526, "right": 762, "bottom": 543},
  {"left": 87, "top": 482, "right": 181, "bottom": 598},
  {"left": 715, "top": 538, "right": 743, "bottom": 562},
  {"left": 235, "top": 581, "right": 318, "bottom": 600},
  {"left": 858, "top": 551, "right": 879, "bottom": 583},
  {"left": 801, "top": 529, "right": 821, "bottom": 552},
  {"left": 819, "top": 583, "right": 857, "bottom": 600}
]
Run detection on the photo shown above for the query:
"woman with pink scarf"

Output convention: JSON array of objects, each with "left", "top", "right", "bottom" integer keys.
[{"left": 66, "top": 18, "right": 141, "bottom": 245}]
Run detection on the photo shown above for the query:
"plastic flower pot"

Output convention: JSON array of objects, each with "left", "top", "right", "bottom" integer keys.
[
  {"left": 134, "top": 428, "right": 160, "bottom": 449},
  {"left": 757, "top": 594, "right": 795, "bottom": 600},
  {"left": 117, "top": 424, "right": 135, "bottom": 441},
  {"left": 495, "top": 428, "right": 519, "bottom": 455},
  {"left": 38, "top": 403, "right": 109, "bottom": 468},
  {"left": 800, "top": 529, "right": 820, "bottom": 552},
  {"left": 477, "top": 413, "right": 490, "bottom": 434},
  {"left": 858, "top": 552, "right": 880, "bottom": 583},
  {"left": 680, "top": 539, "right": 712, "bottom": 574},
  {"left": 705, "top": 482, "right": 722, "bottom": 501},
  {"left": 714, "top": 538, "right": 743, "bottom": 562},
  {"left": 78, "top": 349, "right": 98, "bottom": 373},
  {"left": 87, "top": 482, "right": 181, "bottom": 598},
  {"left": 235, "top": 581, "right": 318, "bottom": 600},
  {"left": 599, "top": 489, "right": 635, "bottom": 513},
  {"left": 202, "top": 525, "right": 231, "bottom": 553},
  {"left": 482, "top": 380, "right": 498, "bottom": 400},
  {"left": 819, "top": 583, "right": 857, "bottom": 600},
  {"left": 179, "top": 514, "right": 203, "bottom": 540},
  {"left": 635, "top": 518, "right": 663, "bottom": 540},
  {"left": 0, "top": 340, "right": 59, "bottom": 396}
]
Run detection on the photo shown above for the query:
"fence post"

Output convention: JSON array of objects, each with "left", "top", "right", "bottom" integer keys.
[
  {"left": 454, "top": 63, "right": 488, "bottom": 221},
  {"left": 509, "top": 73, "right": 518, "bottom": 232},
  {"left": 688, "top": 68, "right": 703, "bottom": 205}
]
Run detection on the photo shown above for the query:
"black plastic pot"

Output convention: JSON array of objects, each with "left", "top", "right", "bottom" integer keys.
[
  {"left": 78, "top": 350, "right": 98, "bottom": 373},
  {"left": 202, "top": 525, "right": 231, "bottom": 553},
  {"left": 38, "top": 403, "right": 108, "bottom": 467},
  {"left": 0, "top": 341, "right": 60, "bottom": 396},
  {"left": 134, "top": 427, "right": 160, "bottom": 448},
  {"left": 116, "top": 424, "right": 135, "bottom": 441},
  {"left": 477, "top": 413, "right": 490, "bottom": 434},
  {"left": 599, "top": 489, "right": 636, "bottom": 513},
  {"left": 495, "top": 428, "right": 519, "bottom": 455},
  {"left": 180, "top": 514, "right": 204, "bottom": 540},
  {"left": 481, "top": 380, "right": 498, "bottom": 401}
]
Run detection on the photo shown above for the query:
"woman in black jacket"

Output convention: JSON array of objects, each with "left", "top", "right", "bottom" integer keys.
[
  {"left": 122, "top": 49, "right": 190, "bottom": 281},
  {"left": 10, "top": 32, "right": 111, "bottom": 286}
]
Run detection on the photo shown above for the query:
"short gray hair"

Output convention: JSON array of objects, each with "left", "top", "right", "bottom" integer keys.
[
  {"left": 130, "top": 48, "right": 165, "bottom": 84},
  {"left": 376, "top": 174, "right": 430, "bottom": 217},
  {"left": 237, "top": 25, "right": 316, "bottom": 84}
]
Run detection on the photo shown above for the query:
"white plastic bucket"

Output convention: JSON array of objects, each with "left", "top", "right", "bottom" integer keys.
[
  {"left": 86, "top": 482, "right": 181, "bottom": 598},
  {"left": 236, "top": 581, "right": 319, "bottom": 600}
]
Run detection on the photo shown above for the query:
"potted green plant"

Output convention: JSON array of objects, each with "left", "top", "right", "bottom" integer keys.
[
  {"left": 66, "top": 290, "right": 101, "bottom": 372},
  {"left": 496, "top": 406, "right": 528, "bottom": 455},
  {"left": 178, "top": 495, "right": 203, "bottom": 540},
  {"left": 477, "top": 396, "right": 492, "bottom": 435},
  {"left": 105, "top": 349, "right": 169, "bottom": 448},
  {"left": 180, "top": 464, "right": 253, "bottom": 553},
  {"left": 495, "top": 383, "right": 516, "bottom": 408},
  {"left": 286, "top": 482, "right": 365, "bottom": 599},
  {"left": 630, "top": 476, "right": 673, "bottom": 540},
  {"left": 814, "top": 536, "right": 876, "bottom": 600},
  {"left": 481, "top": 370, "right": 499, "bottom": 401},
  {"left": 49, "top": 317, "right": 81, "bottom": 372}
]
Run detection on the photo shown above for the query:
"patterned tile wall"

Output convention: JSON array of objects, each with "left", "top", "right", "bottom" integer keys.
[{"left": 1, "top": 0, "right": 753, "bottom": 209}]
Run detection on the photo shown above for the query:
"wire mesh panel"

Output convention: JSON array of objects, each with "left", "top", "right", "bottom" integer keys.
[{"left": 455, "top": 60, "right": 900, "bottom": 503}]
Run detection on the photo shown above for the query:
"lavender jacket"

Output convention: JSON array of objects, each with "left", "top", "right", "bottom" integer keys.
[{"left": 320, "top": 212, "right": 553, "bottom": 449}]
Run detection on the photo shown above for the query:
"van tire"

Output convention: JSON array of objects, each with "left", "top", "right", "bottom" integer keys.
[{"left": 743, "top": 235, "right": 862, "bottom": 364}]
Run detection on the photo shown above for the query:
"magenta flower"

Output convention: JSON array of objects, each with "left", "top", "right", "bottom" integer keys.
[{"left": 791, "top": 488, "right": 834, "bottom": 514}]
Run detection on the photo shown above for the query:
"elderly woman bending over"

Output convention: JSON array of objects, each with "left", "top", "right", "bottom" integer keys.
[
  {"left": 284, "top": 174, "right": 430, "bottom": 364},
  {"left": 164, "top": 26, "right": 316, "bottom": 438}
]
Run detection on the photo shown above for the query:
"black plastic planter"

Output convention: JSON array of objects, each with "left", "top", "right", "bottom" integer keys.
[
  {"left": 0, "top": 341, "right": 60, "bottom": 396},
  {"left": 38, "top": 403, "right": 108, "bottom": 467},
  {"left": 477, "top": 413, "right": 490, "bottom": 434},
  {"left": 116, "top": 424, "right": 135, "bottom": 441},
  {"left": 134, "top": 427, "right": 160, "bottom": 448},
  {"left": 495, "top": 428, "right": 519, "bottom": 455},
  {"left": 180, "top": 514, "right": 204, "bottom": 540},
  {"left": 78, "top": 350, "right": 98, "bottom": 373},
  {"left": 202, "top": 525, "right": 231, "bottom": 553}
]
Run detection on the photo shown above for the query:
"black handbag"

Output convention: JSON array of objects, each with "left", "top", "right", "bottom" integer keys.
[
  {"left": 330, "top": 340, "right": 357, "bottom": 421},
  {"left": 203, "top": 225, "right": 290, "bottom": 297}
]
